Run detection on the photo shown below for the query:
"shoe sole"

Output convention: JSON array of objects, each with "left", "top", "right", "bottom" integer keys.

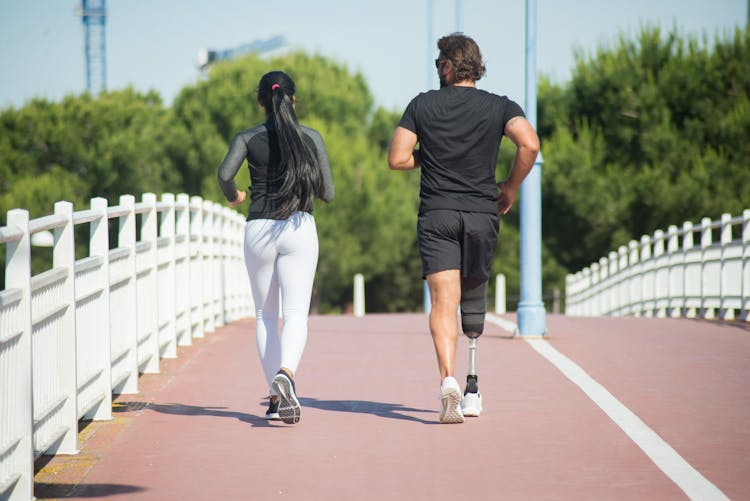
[
  {"left": 272, "top": 375, "right": 301, "bottom": 424},
  {"left": 265, "top": 412, "right": 281, "bottom": 421},
  {"left": 440, "top": 387, "right": 464, "bottom": 424},
  {"left": 462, "top": 407, "right": 481, "bottom": 417}
]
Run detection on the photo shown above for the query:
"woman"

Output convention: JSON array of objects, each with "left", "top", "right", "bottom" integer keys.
[{"left": 218, "top": 71, "right": 334, "bottom": 424}]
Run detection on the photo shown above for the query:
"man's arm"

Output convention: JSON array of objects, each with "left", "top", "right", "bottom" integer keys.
[
  {"left": 388, "top": 126, "right": 422, "bottom": 171},
  {"left": 497, "top": 116, "right": 540, "bottom": 214}
]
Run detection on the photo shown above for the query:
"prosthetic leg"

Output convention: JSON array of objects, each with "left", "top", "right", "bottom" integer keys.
[{"left": 460, "top": 278, "right": 487, "bottom": 417}]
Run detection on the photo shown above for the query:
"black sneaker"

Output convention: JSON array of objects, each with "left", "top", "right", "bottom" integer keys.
[
  {"left": 271, "top": 370, "right": 301, "bottom": 424},
  {"left": 265, "top": 397, "right": 280, "bottom": 420}
]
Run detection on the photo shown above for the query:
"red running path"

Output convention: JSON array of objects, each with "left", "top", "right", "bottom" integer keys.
[{"left": 34, "top": 313, "right": 749, "bottom": 500}]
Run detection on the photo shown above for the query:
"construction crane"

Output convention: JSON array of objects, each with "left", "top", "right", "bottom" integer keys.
[
  {"left": 197, "top": 35, "right": 286, "bottom": 71},
  {"left": 76, "top": 0, "right": 107, "bottom": 95}
]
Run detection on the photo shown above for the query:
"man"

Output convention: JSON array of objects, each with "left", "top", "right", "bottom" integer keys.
[{"left": 388, "top": 33, "right": 540, "bottom": 423}]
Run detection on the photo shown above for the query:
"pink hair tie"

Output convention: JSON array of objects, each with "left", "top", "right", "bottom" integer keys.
[{"left": 271, "top": 84, "right": 280, "bottom": 91}]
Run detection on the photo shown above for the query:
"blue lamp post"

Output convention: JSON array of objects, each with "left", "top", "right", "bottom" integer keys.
[{"left": 517, "top": 0, "right": 547, "bottom": 336}]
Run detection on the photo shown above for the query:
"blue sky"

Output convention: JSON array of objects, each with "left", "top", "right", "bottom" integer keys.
[{"left": 0, "top": 0, "right": 746, "bottom": 113}]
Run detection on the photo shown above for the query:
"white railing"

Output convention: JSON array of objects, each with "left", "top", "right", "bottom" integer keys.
[
  {"left": 566, "top": 210, "right": 750, "bottom": 319},
  {"left": 0, "top": 193, "right": 251, "bottom": 501}
]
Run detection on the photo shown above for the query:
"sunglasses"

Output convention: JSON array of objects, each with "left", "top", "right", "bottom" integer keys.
[{"left": 435, "top": 58, "right": 448, "bottom": 69}]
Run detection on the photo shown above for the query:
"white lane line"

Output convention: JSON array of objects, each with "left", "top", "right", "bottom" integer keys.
[{"left": 486, "top": 314, "right": 729, "bottom": 501}]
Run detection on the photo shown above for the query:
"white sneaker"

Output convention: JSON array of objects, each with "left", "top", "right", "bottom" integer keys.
[
  {"left": 461, "top": 392, "right": 482, "bottom": 417},
  {"left": 439, "top": 377, "right": 464, "bottom": 423}
]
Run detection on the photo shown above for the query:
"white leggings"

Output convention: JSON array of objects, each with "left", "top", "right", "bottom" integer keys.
[{"left": 243, "top": 212, "right": 319, "bottom": 393}]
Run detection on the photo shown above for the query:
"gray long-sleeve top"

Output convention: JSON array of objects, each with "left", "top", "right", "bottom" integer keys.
[{"left": 217, "top": 118, "right": 334, "bottom": 220}]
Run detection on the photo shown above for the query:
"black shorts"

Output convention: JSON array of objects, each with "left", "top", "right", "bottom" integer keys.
[{"left": 417, "top": 210, "right": 499, "bottom": 280}]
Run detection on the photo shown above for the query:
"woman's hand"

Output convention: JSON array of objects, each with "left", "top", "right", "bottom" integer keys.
[{"left": 228, "top": 190, "right": 247, "bottom": 207}]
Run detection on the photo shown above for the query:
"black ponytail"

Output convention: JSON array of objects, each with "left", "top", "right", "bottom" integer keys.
[{"left": 258, "top": 71, "right": 323, "bottom": 220}]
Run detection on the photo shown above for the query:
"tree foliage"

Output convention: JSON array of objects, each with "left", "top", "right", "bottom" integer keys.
[
  {"left": 2, "top": 26, "right": 747, "bottom": 310},
  {"left": 539, "top": 26, "right": 750, "bottom": 272},
  {"left": 0, "top": 89, "right": 185, "bottom": 220}
]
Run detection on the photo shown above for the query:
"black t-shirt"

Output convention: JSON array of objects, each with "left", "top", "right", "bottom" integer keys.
[{"left": 398, "top": 86, "right": 524, "bottom": 214}]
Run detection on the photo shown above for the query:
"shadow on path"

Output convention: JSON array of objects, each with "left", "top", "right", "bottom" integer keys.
[
  {"left": 684, "top": 317, "right": 750, "bottom": 332},
  {"left": 116, "top": 398, "right": 438, "bottom": 426},
  {"left": 114, "top": 401, "right": 276, "bottom": 428},
  {"left": 35, "top": 482, "right": 145, "bottom": 499},
  {"left": 300, "top": 397, "right": 438, "bottom": 425}
]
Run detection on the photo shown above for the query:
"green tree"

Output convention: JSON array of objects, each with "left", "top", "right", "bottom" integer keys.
[
  {"left": 0, "top": 88, "right": 191, "bottom": 286},
  {"left": 539, "top": 26, "right": 750, "bottom": 274},
  {"left": 0, "top": 88, "right": 188, "bottom": 221}
]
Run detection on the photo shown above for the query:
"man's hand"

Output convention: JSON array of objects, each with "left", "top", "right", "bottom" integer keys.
[
  {"left": 228, "top": 190, "right": 246, "bottom": 207},
  {"left": 497, "top": 181, "right": 516, "bottom": 215}
]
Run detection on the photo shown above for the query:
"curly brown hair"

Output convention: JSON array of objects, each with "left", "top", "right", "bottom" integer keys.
[{"left": 437, "top": 33, "right": 486, "bottom": 82}]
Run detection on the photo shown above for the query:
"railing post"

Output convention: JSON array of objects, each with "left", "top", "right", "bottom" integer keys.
[
  {"left": 564, "top": 273, "right": 574, "bottom": 315},
  {"left": 552, "top": 287, "right": 560, "bottom": 314},
  {"left": 653, "top": 229, "right": 667, "bottom": 318},
  {"left": 228, "top": 208, "right": 239, "bottom": 322},
  {"left": 719, "top": 213, "right": 735, "bottom": 320},
  {"left": 3, "top": 209, "right": 34, "bottom": 501},
  {"left": 217, "top": 207, "right": 230, "bottom": 323},
  {"left": 225, "top": 210, "right": 241, "bottom": 320},
  {"left": 666, "top": 225, "right": 683, "bottom": 318},
  {"left": 599, "top": 257, "right": 609, "bottom": 315},
  {"left": 232, "top": 209, "right": 247, "bottom": 320},
  {"left": 683, "top": 221, "right": 699, "bottom": 318},
  {"left": 627, "top": 240, "right": 641, "bottom": 317},
  {"left": 353, "top": 273, "right": 365, "bottom": 317},
  {"left": 607, "top": 251, "right": 618, "bottom": 315},
  {"left": 235, "top": 211, "right": 252, "bottom": 319},
  {"left": 49, "top": 201, "right": 79, "bottom": 454},
  {"left": 569, "top": 271, "right": 581, "bottom": 316},
  {"left": 138, "top": 193, "right": 161, "bottom": 373},
  {"left": 495, "top": 273, "right": 506, "bottom": 314},
  {"left": 233, "top": 210, "right": 251, "bottom": 319},
  {"left": 590, "top": 264, "right": 601, "bottom": 316},
  {"left": 189, "top": 197, "right": 205, "bottom": 337},
  {"left": 158, "top": 193, "right": 177, "bottom": 358},
  {"left": 700, "top": 217, "right": 715, "bottom": 319},
  {"left": 212, "top": 202, "right": 226, "bottom": 328},
  {"left": 202, "top": 200, "right": 216, "bottom": 334},
  {"left": 86, "top": 197, "right": 113, "bottom": 420},
  {"left": 581, "top": 268, "right": 592, "bottom": 316},
  {"left": 244, "top": 212, "right": 254, "bottom": 317},
  {"left": 617, "top": 246, "right": 628, "bottom": 315},
  {"left": 216, "top": 206, "right": 229, "bottom": 326},
  {"left": 174, "top": 194, "right": 192, "bottom": 345},
  {"left": 640, "top": 235, "right": 653, "bottom": 317},
  {"left": 116, "top": 194, "right": 139, "bottom": 394}
]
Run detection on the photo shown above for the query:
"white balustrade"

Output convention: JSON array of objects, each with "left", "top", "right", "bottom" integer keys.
[
  {"left": 566, "top": 211, "right": 750, "bottom": 320},
  {"left": 0, "top": 193, "right": 252, "bottom": 501}
]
